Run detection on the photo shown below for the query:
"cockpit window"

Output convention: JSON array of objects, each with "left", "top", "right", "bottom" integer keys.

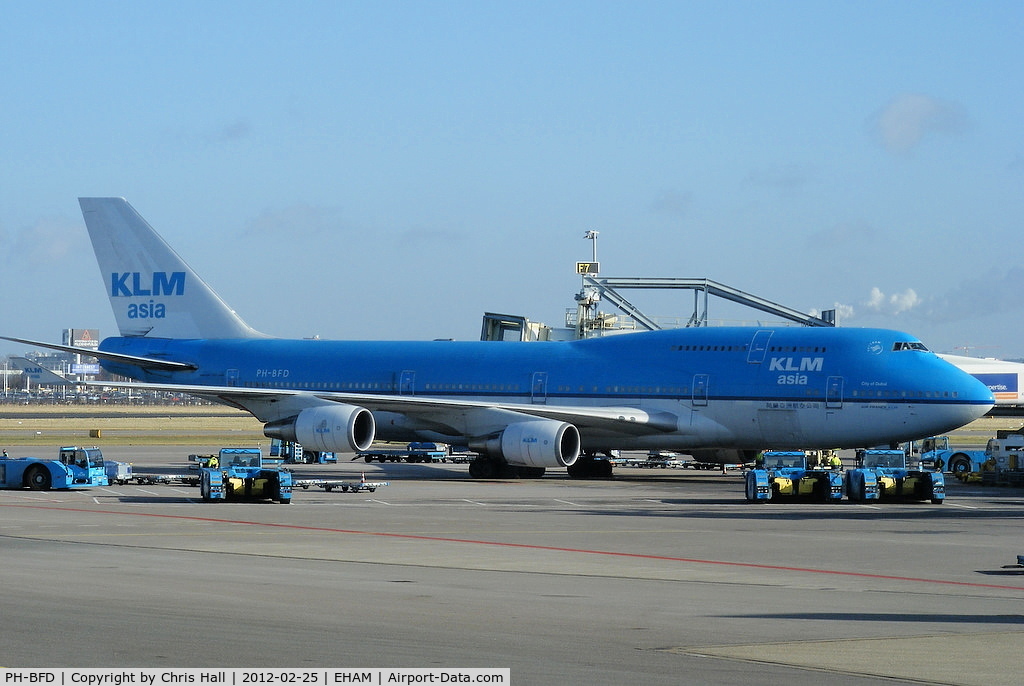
[{"left": 893, "top": 341, "right": 930, "bottom": 352}]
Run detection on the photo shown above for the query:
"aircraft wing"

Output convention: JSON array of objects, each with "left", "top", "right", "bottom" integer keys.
[{"left": 82, "top": 380, "right": 680, "bottom": 437}]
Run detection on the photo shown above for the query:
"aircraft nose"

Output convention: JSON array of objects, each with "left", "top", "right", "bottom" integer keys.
[{"left": 954, "top": 368, "right": 995, "bottom": 421}]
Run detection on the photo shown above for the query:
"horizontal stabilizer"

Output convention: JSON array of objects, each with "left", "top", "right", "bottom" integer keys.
[{"left": 0, "top": 335, "right": 196, "bottom": 372}]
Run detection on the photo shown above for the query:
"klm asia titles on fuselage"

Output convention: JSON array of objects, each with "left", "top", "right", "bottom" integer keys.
[{"left": 769, "top": 355, "right": 824, "bottom": 386}]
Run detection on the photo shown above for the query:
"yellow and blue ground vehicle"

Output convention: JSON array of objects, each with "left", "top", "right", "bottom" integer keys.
[
  {"left": 1, "top": 446, "right": 108, "bottom": 490},
  {"left": 846, "top": 449, "right": 944, "bottom": 504},
  {"left": 199, "top": 448, "right": 292, "bottom": 504},
  {"left": 744, "top": 451, "right": 844, "bottom": 503}
]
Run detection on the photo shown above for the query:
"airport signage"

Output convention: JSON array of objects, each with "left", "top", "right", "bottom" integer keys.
[
  {"left": 64, "top": 328, "right": 100, "bottom": 350},
  {"left": 72, "top": 364, "right": 101, "bottom": 375}
]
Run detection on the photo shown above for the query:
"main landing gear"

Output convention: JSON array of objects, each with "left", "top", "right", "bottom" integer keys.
[
  {"left": 466, "top": 453, "right": 613, "bottom": 479},
  {"left": 566, "top": 454, "right": 613, "bottom": 479},
  {"left": 468, "top": 456, "right": 545, "bottom": 479}
]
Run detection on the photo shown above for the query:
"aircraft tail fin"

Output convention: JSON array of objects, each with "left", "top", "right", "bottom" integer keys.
[
  {"left": 8, "top": 357, "right": 71, "bottom": 386},
  {"left": 79, "top": 198, "right": 264, "bottom": 339}
]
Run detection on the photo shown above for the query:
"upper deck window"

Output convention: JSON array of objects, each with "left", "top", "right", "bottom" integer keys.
[{"left": 893, "top": 341, "right": 930, "bottom": 352}]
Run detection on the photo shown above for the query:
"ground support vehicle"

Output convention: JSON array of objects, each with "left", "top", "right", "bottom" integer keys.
[
  {"left": 269, "top": 438, "right": 337, "bottom": 464},
  {"left": 60, "top": 446, "right": 135, "bottom": 487},
  {"left": 198, "top": 448, "right": 292, "bottom": 503},
  {"left": 919, "top": 432, "right": 1024, "bottom": 476},
  {"left": 1004, "top": 555, "right": 1024, "bottom": 569},
  {"left": 293, "top": 474, "right": 390, "bottom": 493},
  {"left": 130, "top": 472, "right": 200, "bottom": 486},
  {"left": 979, "top": 460, "right": 1024, "bottom": 487},
  {"left": 744, "top": 451, "right": 844, "bottom": 503},
  {"left": 105, "top": 460, "right": 134, "bottom": 485},
  {"left": 628, "top": 457, "right": 686, "bottom": 468},
  {"left": 359, "top": 442, "right": 450, "bottom": 463},
  {"left": 1, "top": 446, "right": 108, "bottom": 490},
  {"left": 626, "top": 451, "right": 687, "bottom": 468},
  {"left": 682, "top": 460, "right": 747, "bottom": 471},
  {"left": 444, "top": 451, "right": 475, "bottom": 464},
  {"left": 847, "top": 449, "right": 944, "bottom": 504}
]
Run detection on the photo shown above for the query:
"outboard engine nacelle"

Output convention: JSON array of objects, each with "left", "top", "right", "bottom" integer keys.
[
  {"left": 264, "top": 404, "right": 375, "bottom": 453},
  {"left": 471, "top": 420, "right": 581, "bottom": 468}
]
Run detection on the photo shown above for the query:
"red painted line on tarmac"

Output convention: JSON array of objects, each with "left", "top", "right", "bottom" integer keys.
[{"left": 4, "top": 501, "right": 1024, "bottom": 592}]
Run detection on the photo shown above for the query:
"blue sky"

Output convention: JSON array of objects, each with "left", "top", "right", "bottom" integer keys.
[{"left": 1, "top": 1, "right": 1022, "bottom": 358}]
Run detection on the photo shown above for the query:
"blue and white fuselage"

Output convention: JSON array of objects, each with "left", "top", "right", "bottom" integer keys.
[
  {"left": 4, "top": 198, "right": 993, "bottom": 477},
  {"left": 96, "top": 325, "right": 990, "bottom": 456}
]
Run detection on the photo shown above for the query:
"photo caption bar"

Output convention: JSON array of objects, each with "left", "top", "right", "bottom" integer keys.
[{"left": 1, "top": 670, "right": 510, "bottom": 686}]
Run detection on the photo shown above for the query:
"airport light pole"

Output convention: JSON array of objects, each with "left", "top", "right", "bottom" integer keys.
[
  {"left": 584, "top": 229, "right": 598, "bottom": 262},
  {"left": 574, "top": 231, "right": 601, "bottom": 338}
]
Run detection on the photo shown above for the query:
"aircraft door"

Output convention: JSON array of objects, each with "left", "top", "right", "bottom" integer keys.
[
  {"left": 400, "top": 370, "right": 416, "bottom": 395},
  {"left": 747, "top": 330, "right": 774, "bottom": 364},
  {"left": 826, "top": 376, "right": 844, "bottom": 409},
  {"left": 692, "top": 374, "right": 709, "bottom": 407},
  {"left": 226, "top": 369, "right": 239, "bottom": 387},
  {"left": 531, "top": 372, "right": 548, "bottom": 404}
]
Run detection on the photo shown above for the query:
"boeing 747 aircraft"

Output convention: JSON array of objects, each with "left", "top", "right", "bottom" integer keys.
[{"left": 3, "top": 198, "right": 995, "bottom": 478}]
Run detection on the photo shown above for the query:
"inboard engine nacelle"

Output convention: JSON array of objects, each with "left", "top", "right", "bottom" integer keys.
[
  {"left": 264, "top": 404, "right": 375, "bottom": 453},
  {"left": 471, "top": 420, "right": 581, "bottom": 468}
]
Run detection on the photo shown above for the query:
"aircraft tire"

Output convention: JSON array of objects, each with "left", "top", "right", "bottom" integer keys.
[
  {"left": 516, "top": 466, "right": 546, "bottom": 479},
  {"left": 469, "top": 458, "right": 499, "bottom": 479},
  {"left": 813, "top": 478, "right": 829, "bottom": 502},
  {"left": 566, "top": 460, "right": 585, "bottom": 479},
  {"left": 948, "top": 454, "right": 972, "bottom": 474},
  {"left": 847, "top": 473, "right": 864, "bottom": 502},
  {"left": 744, "top": 472, "right": 758, "bottom": 502},
  {"left": 25, "top": 465, "right": 51, "bottom": 491},
  {"left": 567, "top": 456, "right": 613, "bottom": 479}
]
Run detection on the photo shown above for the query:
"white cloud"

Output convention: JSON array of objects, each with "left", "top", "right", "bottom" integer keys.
[
  {"left": 869, "top": 93, "right": 969, "bottom": 154},
  {"left": 866, "top": 286, "right": 885, "bottom": 310},
  {"left": 888, "top": 288, "right": 921, "bottom": 314},
  {"left": 863, "top": 287, "right": 922, "bottom": 315}
]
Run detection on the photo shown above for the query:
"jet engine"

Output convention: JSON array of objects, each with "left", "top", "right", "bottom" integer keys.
[
  {"left": 264, "top": 404, "right": 375, "bottom": 453},
  {"left": 471, "top": 420, "right": 581, "bottom": 468}
]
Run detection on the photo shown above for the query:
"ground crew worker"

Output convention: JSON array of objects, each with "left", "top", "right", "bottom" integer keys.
[
  {"left": 754, "top": 451, "right": 765, "bottom": 469},
  {"left": 933, "top": 456, "right": 945, "bottom": 472},
  {"left": 208, "top": 455, "right": 219, "bottom": 469},
  {"left": 829, "top": 452, "right": 842, "bottom": 470}
]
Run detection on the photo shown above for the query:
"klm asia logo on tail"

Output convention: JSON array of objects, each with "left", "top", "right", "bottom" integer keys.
[{"left": 110, "top": 271, "right": 186, "bottom": 320}]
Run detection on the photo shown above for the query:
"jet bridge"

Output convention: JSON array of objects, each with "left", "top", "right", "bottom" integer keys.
[
  {"left": 555, "top": 276, "right": 836, "bottom": 340},
  {"left": 577, "top": 276, "right": 835, "bottom": 334},
  {"left": 482, "top": 275, "right": 835, "bottom": 342}
]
